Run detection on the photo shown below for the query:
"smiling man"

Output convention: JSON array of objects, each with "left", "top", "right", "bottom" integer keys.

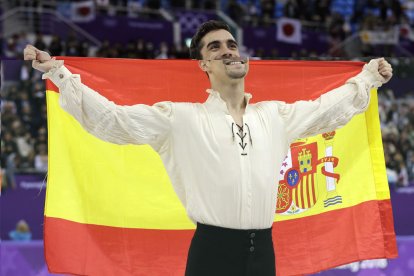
[
  {"left": 191, "top": 22, "right": 249, "bottom": 127},
  {"left": 25, "top": 20, "right": 392, "bottom": 276}
]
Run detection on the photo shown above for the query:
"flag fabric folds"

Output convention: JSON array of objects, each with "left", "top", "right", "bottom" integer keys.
[{"left": 44, "top": 58, "right": 397, "bottom": 276}]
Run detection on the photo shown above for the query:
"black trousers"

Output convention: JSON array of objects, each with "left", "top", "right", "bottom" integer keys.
[{"left": 185, "top": 222, "right": 276, "bottom": 276}]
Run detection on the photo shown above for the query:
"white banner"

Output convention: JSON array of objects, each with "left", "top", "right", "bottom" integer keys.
[{"left": 360, "top": 28, "right": 399, "bottom": 45}]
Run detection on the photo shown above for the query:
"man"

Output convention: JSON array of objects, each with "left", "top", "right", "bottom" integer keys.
[{"left": 25, "top": 21, "right": 392, "bottom": 276}]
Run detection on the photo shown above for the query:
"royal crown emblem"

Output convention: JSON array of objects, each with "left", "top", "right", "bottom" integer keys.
[{"left": 276, "top": 131, "right": 342, "bottom": 215}]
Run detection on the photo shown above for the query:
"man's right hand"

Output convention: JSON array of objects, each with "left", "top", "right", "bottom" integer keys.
[{"left": 24, "top": 45, "right": 59, "bottom": 73}]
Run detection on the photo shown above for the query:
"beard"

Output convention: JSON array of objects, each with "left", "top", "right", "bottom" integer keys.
[
  {"left": 222, "top": 57, "right": 248, "bottom": 79},
  {"left": 225, "top": 67, "right": 247, "bottom": 79}
]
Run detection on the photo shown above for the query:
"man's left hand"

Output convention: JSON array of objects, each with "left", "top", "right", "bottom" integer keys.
[{"left": 377, "top": 58, "right": 393, "bottom": 84}]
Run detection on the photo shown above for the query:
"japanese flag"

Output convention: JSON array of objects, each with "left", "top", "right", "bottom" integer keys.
[
  {"left": 71, "top": 0, "right": 96, "bottom": 23},
  {"left": 277, "top": 17, "right": 302, "bottom": 44}
]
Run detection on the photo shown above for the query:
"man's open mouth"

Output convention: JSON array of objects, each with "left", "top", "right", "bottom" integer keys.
[{"left": 222, "top": 58, "right": 247, "bottom": 65}]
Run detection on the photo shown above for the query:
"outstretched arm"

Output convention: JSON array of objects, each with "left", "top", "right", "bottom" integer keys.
[
  {"left": 24, "top": 45, "right": 173, "bottom": 149},
  {"left": 273, "top": 58, "right": 392, "bottom": 143}
]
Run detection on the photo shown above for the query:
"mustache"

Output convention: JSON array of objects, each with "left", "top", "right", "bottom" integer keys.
[{"left": 201, "top": 56, "right": 249, "bottom": 65}]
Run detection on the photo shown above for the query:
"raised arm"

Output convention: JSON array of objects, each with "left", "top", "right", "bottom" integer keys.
[
  {"left": 24, "top": 45, "right": 172, "bottom": 149},
  {"left": 273, "top": 58, "right": 392, "bottom": 144}
]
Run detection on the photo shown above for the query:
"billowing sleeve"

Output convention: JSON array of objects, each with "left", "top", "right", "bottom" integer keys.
[
  {"left": 273, "top": 60, "right": 385, "bottom": 144},
  {"left": 43, "top": 65, "right": 172, "bottom": 149}
]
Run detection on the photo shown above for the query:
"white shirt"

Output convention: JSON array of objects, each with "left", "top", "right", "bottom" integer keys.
[{"left": 43, "top": 62, "right": 384, "bottom": 230}]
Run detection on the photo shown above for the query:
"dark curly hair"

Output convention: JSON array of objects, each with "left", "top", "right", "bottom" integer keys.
[{"left": 189, "top": 20, "right": 231, "bottom": 60}]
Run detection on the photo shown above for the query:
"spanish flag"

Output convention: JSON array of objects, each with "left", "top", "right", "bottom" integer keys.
[{"left": 44, "top": 58, "right": 397, "bottom": 276}]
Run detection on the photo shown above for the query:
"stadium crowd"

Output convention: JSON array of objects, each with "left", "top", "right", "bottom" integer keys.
[
  {"left": 10, "top": 0, "right": 411, "bottom": 26},
  {"left": 379, "top": 89, "right": 414, "bottom": 188},
  {"left": 1, "top": 62, "right": 47, "bottom": 189},
  {"left": 4, "top": 0, "right": 414, "bottom": 59}
]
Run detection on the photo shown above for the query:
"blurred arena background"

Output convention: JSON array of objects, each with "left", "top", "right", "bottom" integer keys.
[{"left": 1, "top": 0, "right": 413, "bottom": 275}]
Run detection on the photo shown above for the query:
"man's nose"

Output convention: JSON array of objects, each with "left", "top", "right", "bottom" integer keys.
[
  {"left": 221, "top": 52, "right": 233, "bottom": 59},
  {"left": 221, "top": 46, "right": 239, "bottom": 59}
]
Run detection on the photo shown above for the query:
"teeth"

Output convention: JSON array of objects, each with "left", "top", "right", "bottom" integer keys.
[{"left": 229, "top": 61, "right": 242, "bottom": 65}]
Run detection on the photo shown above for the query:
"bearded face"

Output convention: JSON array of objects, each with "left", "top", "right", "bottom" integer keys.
[
  {"left": 198, "top": 29, "right": 249, "bottom": 81},
  {"left": 220, "top": 57, "right": 249, "bottom": 79}
]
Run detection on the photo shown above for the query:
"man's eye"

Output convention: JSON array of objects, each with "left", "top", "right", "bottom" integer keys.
[{"left": 230, "top": 44, "right": 238, "bottom": 49}]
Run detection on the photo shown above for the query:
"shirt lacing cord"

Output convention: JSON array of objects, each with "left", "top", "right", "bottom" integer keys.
[{"left": 231, "top": 123, "right": 253, "bottom": 155}]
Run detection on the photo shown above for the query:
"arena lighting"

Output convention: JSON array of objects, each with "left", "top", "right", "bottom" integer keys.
[{"left": 185, "top": 38, "right": 192, "bottom": 48}]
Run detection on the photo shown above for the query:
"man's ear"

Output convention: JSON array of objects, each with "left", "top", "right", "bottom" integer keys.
[{"left": 198, "top": 60, "right": 208, "bottom": 72}]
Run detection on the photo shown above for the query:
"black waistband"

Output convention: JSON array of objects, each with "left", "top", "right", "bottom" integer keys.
[{"left": 196, "top": 222, "right": 272, "bottom": 238}]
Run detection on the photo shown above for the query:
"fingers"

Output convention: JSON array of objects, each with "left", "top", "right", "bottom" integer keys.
[
  {"left": 31, "top": 58, "right": 61, "bottom": 73},
  {"left": 377, "top": 57, "right": 392, "bottom": 76},
  {"left": 24, "top": 45, "right": 39, "bottom": 60},
  {"left": 24, "top": 44, "right": 51, "bottom": 62},
  {"left": 379, "top": 65, "right": 392, "bottom": 76},
  {"left": 32, "top": 60, "right": 40, "bottom": 67},
  {"left": 378, "top": 57, "right": 391, "bottom": 67},
  {"left": 367, "top": 57, "right": 393, "bottom": 84},
  {"left": 32, "top": 60, "right": 39, "bottom": 69},
  {"left": 32, "top": 60, "right": 47, "bottom": 73},
  {"left": 380, "top": 67, "right": 392, "bottom": 75},
  {"left": 24, "top": 52, "right": 36, "bottom": 60},
  {"left": 379, "top": 62, "right": 391, "bottom": 70},
  {"left": 380, "top": 71, "right": 391, "bottom": 79},
  {"left": 379, "top": 61, "right": 391, "bottom": 68},
  {"left": 24, "top": 48, "right": 36, "bottom": 60},
  {"left": 25, "top": 44, "right": 36, "bottom": 49}
]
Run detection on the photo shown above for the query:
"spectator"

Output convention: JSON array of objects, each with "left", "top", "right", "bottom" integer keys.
[
  {"left": 49, "top": 35, "right": 64, "bottom": 56},
  {"left": 66, "top": 40, "right": 81, "bottom": 56},
  {"left": 245, "top": 0, "right": 259, "bottom": 26},
  {"left": 127, "top": 0, "right": 143, "bottom": 17},
  {"left": 145, "top": 0, "right": 162, "bottom": 19},
  {"left": 145, "top": 42, "right": 155, "bottom": 58},
  {"left": 1, "top": 132, "right": 18, "bottom": 171},
  {"left": 135, "top": 39, "right": 147, "bottom": 58},
  {"left": 0, "top": 167, "right": 6, "bottom": 192},
  {"left": 170, "top": 0, "right": 185, "bottom": 9},
  {"left": 12, "top": 120, "right": 33, "bottom": 160},
  {"left": 9, "top": 220, "right": 32, "bottom": 241},
  {"left": 391, "top": 0, "right": 403, "bottom": 23},
  {"left": 33, "top": 33, "right": 47, "bottom": 53},
  {"left": 96, "top": 40, "right": 111, "bottom": 57},
  {"left": 156, "top": 42, "right": 169, "bottom": 59},
  {"left": 314, "top": 0, "right": 331, "bottom": 22},
  {"left": 204, "top": 0, "right": 216, "bottom": 10},
  {"left": 15, "top": 32, "right": 30, "bottom": 57},
  {"left": 398, "top": 160, "right": 409, "bottom": 187},
  {"left": 125, "top": 40, "right": 137, "bottom": 58},
  {"left": 260, "top": 0, "right": 275, "bottom": 25},
  {"left": 5, "top": 36, "right": 18, "bottom": 58},
  {"left": 227, "top": 0, "right": 245, "bottom": 25},
  {"left": 34, "top": 143, "right": 48, "bottom": 173},
  {"left": 284, "top": 0, "right": 300, "bottom": 18}
]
